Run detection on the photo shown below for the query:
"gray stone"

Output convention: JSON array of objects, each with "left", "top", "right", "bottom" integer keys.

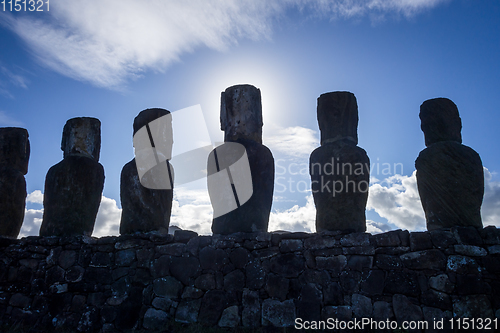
[
  {"left": 315, "top": 255, "right": 347, "bottom": 276},
  {"left": 194, "top": 274, "right": 215, "bottom": 290},
  {"left": 198, "top": 290, "right": 227, "bottom": 325},
  {"left": 447, "top": 255, "right": 481, "bottom": 274},
  {"left": 153, "top": 277, "right": 183, "bottom": 298},
  {"left": 224, "top": 269, "right": 245, "bottom": 291},
  {"left": 352, "top": 293, "right": 372, "bottom": 318},
  {"left": 120, "top": 108, "right": 173, "bottom": 234},
  {"left": 218, "top": 305, "right": 240, "bottom": 327},
  {"left": 416, "top": 98, "right": 483, "bottom": 230},
  {"left": 242, "top": 289, "right": 260, "bottom": 327},
  {"left": 169, "top": 256, "right": 200, "bottom": 285},
  {"left": 310, "top": 92, "right": 369, "bottom": 233},
  {"left": 340, "top": 232, "right": 370, "bottom": 246},
  {"left": 156, "top": 243, "right": 185, "bottom": 256},
  {"left": 270, "top": 253, "right": 305, "bottom": 277},
  {"left": 152, "top": 296, "right": 173, "bottom": 311},
  {"left": 265, "top": 274, "right": 289, "bottom": 301},
  {"left": 453, "top": 295, "right": 493, "bottom": 318},
  {"left": 422, "top": 307, "right": 452, "bottom": 333},
  {"left": 0, "top": 127, "right": 29, "bottom": 238},
  {"left": 143, "top": 308, "right": 169, "bottom": 330},
  {"left": 410, "top": 231, "right": 433, "bottom": 251},
  {"left": 454, "top": 244, "right": 487, "bottom": 256},
  {"left": 261, "top": 299, "right": 295, "bottom": 327},
  {"left": 40, "top": 117, "right": 104, "bottom": 236},
  {"left": 393, "top": 294, "right": 424, "bottom": 326},
  {"left": 181, "top": 286, "right": 204, "bottom": 299},
  {"left": 304, "top": 236, "right": 336, "bottom": 249},
  {"left": 429, "top": 274, "right": 454, "bottom": 293},
  {"left": 58, "top": 250, "right": 77, "bottom": 269},
  {"left": 400, "top": 249, "right": 447, "bottom": 270},
  {"left": 279, "top": 239, "right": 303, "bottom": 252},
  {"left": 9, "top": 293, "right": 31, "bottom": 308},
  {"left": 321, "top": 306, "right": 352, "bottom": 321},
  {"left": 373, "top": 230, "right": 401, "bottom": 247},
  {"left": 115, "top": 249, "right": 136, "bottom": 266},
  {"left": 175, "top": 299, "right": 201, "bottom": 324},
  {"left": 372, "top": 301, "right": 394, "bottom": 320}
]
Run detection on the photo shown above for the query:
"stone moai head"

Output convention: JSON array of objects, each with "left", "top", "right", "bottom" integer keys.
[
  {"left": 221, "top": 84, "right": 263, "bottom": 144},
  {"left": 61, "top": 117, "right": 101, "bottom": 162},
  {"left": 317, "top": 91, "right": 358, "bottom": 146},
  {"left": 133, "top": 108, "right": 173, "bottom": 160},
  {"left": 420, "top": 98, "right": 462, "bottom": 147},
  {"left": 0, "top": 127, "right": 30, "bottom": 174}
]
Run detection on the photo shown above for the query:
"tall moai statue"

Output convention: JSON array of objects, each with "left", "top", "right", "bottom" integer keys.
[
  {"left": 0, "top": 128, "right": 30, "bottom": 238},
  {"left": 415, "top": 98, "right": 484, "bottom": 230},
  {"left": 40, "top": 118, "right": 105, "bottom": 237},
  {"left": 120, "top": 108, "right": 174, "bottom": 234},
  {"left": 208, "top": 84, "right": 274, "bottom": 234},
  {"left": 309, "top": 92, "right": 370, "bottom": 233}
]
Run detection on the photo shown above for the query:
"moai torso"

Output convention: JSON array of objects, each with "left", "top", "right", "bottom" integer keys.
[
  {"left": 120, "top": 108, "right": 174, "bottom": 234},
  {"left": 0, "top": 128, "right": 30, "bottom": 238},
  {"left": 39, "top": 118, "right": 105, "bottom": 237},
  {"left": 208, "top": 84, "right": 274, "bottom": 234},
  {"left": 309, "top": 92, "right": 369, "bottom": 233},
  {"left": 415, "top": 98, "right": 483, "bottom": 230}
]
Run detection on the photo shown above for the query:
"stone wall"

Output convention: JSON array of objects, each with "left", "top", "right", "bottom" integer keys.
[{"left": 1, "top": 226, "right": 499, "bottom": 332}]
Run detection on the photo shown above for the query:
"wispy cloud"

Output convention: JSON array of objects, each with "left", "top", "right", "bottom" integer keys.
[
  {"left": 1, "top": 0, "right": 449, "bottom": 89},
  {"left": 0, "top": 110, "right": 22, "bottom": 126},
  {"left": 265, "top": 126, "right": 318, "bottom": 158}
]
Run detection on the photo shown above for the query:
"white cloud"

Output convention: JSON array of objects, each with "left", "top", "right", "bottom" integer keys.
[
  {"left": 26, "top": 190, "right": 43, "bottom": 204},
  {"left": 92, "top": 196, "right": 122, "bottom": 237},
  {"left": 481, "top": 167, "right": 500, "bottom": 228},
  {"left": 19, "top": 208, "right": 43, "bottom": 238},
  {"left": 367, "top": 171, "right": 426, "bottom": 231},
  {"left": 269, "top": 194, "right": 316, "bottom": 232},
  {"left": 1, "top": 0, "right": 449, "bottom": 89},
  {"left": 265, "top": 126, "right": 318, "bottom": 158}
]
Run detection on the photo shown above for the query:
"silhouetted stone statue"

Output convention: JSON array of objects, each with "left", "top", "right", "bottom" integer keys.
[
  {"left": 415, "top": 98, "right": 484, "bottom": 230},
  {"left": 309, "top": 92, "right": 369, "bottom": 233},
  {"left": 208, "top": 84, "right": 274, "bottom": 234},
  {"left": 120, "top": 108, "right": 174, "bottom": 234},
  {"left": 0, "top": 128, "right": 30, "bottom": 238},
  {"left": 40, "top": 118, "right": 105, "bottom": 237}
]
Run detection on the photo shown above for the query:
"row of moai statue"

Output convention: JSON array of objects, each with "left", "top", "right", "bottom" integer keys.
[{"left": 0, "top": 85, "right": 485, "bottom": 238}]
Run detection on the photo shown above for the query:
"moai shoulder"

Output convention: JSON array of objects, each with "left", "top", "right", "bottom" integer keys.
[
  {"left": 209, "top": 84, "right": 274, "bottom": 234},
  {"left": 415, "top": 98, "right": 484, "bottom": 230},
  {"left": 309, "top": 91, "right": 369, "bottom": 233},
  {"left": 40, "top": 117, "right": 105, "bottom": 237},
  {"left": 0, "top": 127, "right": 30, "bottom": 238},
  {"left": 120, "top": 108, "right": 174, "bottom": 235}
]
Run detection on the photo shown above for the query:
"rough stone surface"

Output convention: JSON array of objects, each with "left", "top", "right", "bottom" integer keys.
[
  {"left": 40, "top": 118, "right": 104, "bottom": 237},
  {"left": 416, "top": 98, "right": 483, "bottom": 230},
  {"left": 0, "top": 228, "right": 499, "bottom": 330},
  {"left": 120, "top": 109, "right": 173, "bottom": 234},
  {"left": 310, "top": 92, "right": 369, "bottom": 232},
  {"left": 0, "top": 127, "right": 29, "bottom": 238}
]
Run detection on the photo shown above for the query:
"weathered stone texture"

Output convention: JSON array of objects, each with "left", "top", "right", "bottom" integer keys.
[
  {"left": 416, "top": 98, "right": 484, "bottom": 230},
  {"left": 209, "top": 84, "right": 274, "bottom": 234},
  {"left": 0, "top": 127, "right": 30, "bottom": 238},
  {"left": 40, "top": 118, "right": 104, "bottom": 237},
  {"left": 310, "top": 92, "right": 369, "bottom": 232},
  {"left": 120, "top": 108, "right": 173, "bottom": 234},
  {"left": 0, "top": 228, "right": 499, "bottom": 331}
]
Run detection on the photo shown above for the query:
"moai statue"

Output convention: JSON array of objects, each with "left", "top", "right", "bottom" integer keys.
[
  {"left": 309, "top": 92, "right": 370, "bottom": 233},
  {"left": 0, "top": 128, "right": 30, "bottom": 238},
  {"left": 120, "top": 108, "right": 174, "bottom": 234},
  {"left": 39, "top": 118, "right": 105, "bottom": 237},
  {"left": 415, "top": 98, "right": 484, "bottom": 230},
  {"left": 208, "top": 84, "right": 274, "bottom": 234}
]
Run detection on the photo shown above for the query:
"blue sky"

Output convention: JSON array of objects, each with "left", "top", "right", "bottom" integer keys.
[{"left": 1, "top": 0, "right": 499, "bottom": 237}]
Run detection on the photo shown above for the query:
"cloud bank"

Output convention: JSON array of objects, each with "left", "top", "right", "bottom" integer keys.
[{"left": 1, "top": 0, "right": 450, "bottom": 89}]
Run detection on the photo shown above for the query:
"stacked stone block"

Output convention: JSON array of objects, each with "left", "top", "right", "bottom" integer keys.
[{"left": 0, "top": 227, "right": 499, "bottom": 331}]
